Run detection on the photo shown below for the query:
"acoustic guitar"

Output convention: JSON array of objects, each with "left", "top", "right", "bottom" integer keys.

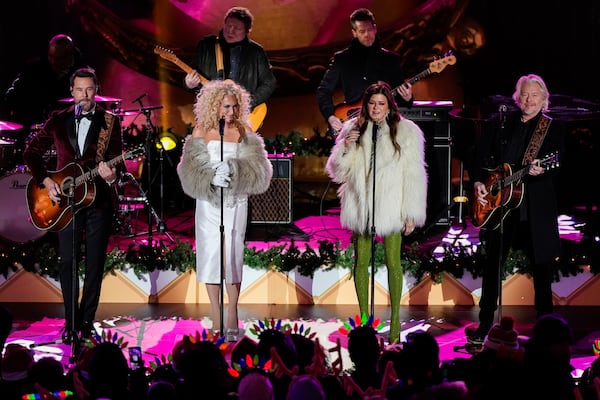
[
  {"left": 154, "top": 46, "right": 267, "bottom": 132},
  {"left": 471, "top": 151, "right": 559, "bottom": 230},
  {"left": 26, "top": 145, "right": 146, "bottom": 232},
  {"left": 333, "top": 53, "right": 457, "bottom": 122}
]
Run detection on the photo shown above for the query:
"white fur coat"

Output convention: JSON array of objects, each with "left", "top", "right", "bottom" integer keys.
[
  {"left": 176, "top": 133, "right": 273, "bottom": 208},
  {"left": 325, "top": 118, "right": 428, "bottom": 236}
]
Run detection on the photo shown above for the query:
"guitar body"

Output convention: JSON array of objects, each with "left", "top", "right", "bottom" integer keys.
[
  {"left": 471, "top": 163, "right": 524, "bottom": 230},
  {"left": 333, "top": 102, "right": 360, "bottom": 123},
  {"left": 27, "top": 163, "right": 96, "bottom": 232},
  {"left": 249, "top": 102, "right": 267, "bottom": 132}
]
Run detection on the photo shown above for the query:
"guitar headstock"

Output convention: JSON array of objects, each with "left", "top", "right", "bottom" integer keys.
[
  {"left": 154, "top": 45, "right": 178, "bottom": 62},
  {"left": 125, "top": 144, "right": 146, "bottom": 160},
  {"left": 541, "top": 151, "right": 560, "bottom": 170},
  {"left": 428, "top": 53, "right": 457, "bottom": 74}
]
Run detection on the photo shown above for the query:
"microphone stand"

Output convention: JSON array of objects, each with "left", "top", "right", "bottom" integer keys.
[
  {"left": 66, "top": 114, "right": 82, "bottom": 360},
  {"left": 130, "top": 99, "right": 172, "bottom": 270},
  {"left": 369, "top": 121, "right": 379, "bottom": 317},
  {"left": 218, "top": 118, "right": 225, "bottom": 334},
  {"left": 496, "top": 105, "right": 508, "bottom": 324}
]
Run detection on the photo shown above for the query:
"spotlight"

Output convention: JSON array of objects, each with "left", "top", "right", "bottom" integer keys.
[{"left": 156, "top": 129, "right": 178, "bottom": 151}]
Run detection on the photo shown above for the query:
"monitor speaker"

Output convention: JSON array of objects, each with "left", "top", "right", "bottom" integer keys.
[{"left": 249, "top": 157, "right": 293, "bottom": 224}]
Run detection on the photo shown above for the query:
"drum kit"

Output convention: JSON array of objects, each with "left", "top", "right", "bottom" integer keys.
[{"left": 0, "top": 94, "right": 153, "bottom": 244}]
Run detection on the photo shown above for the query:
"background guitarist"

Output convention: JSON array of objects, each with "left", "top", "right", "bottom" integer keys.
[
  {"left": 466, "top": 74, "right": 565, "bottom": 343},
  {"left": 23, "top": 67, "right": 123, "bottom": 344},
  {"left": 183, "top": 6, "right": 276, "bottom": 113},
  {"left": 316, "top": 8, "right": 414, "bottom": 135}
]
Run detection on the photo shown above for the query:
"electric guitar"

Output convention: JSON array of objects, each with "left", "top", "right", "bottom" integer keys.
[
  {"left": 333, "top": 53, "right": 457, "bottom": 122},
  {"left": 471, "top": 151, "right": 560, "bottom": 230},
  {"left": 26, "top": 145, "right": 146, "bottom": 232},
  {"left": 154, "top": 45, "right": 267, "bottom": 131}
]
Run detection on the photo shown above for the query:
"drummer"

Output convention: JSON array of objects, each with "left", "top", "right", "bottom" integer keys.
[{"left": 0, "top": 34, "right": 90, "bottom": 164}]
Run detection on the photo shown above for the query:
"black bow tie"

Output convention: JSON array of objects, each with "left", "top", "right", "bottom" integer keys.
[{"left": 76, "top": 113, "right": 94, "bottom": 121}]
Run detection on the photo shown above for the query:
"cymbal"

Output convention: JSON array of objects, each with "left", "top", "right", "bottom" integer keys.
[
  {"left": 58, "top": 95, "right": 122, "bottom": 103},
  {"left": 113, "top": 110, "right": 140, "bottom": 117},
  {"left": 0, "top": 120, "right": 23, "bottom": 131}
]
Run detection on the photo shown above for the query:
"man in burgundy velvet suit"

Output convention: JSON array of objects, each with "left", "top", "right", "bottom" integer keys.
[{"left": 23, "top": 67, "right": 122, "bottom": 344}]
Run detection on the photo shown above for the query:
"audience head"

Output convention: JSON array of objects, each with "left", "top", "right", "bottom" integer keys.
[
  {"left": 237, "top": 370, "right": 274, "bottom": 400},
  {"left": 172, "top": 335, "right": 236, "bottom": 397},
  {"left": 347, "top": 324, "right": 380, "bottom": 370},
  {"left": 525, "top": 313, "right": 573, "bottom": 365},
  {"left": 147, "top": 380, "right": 177, "bottom": 400},
  {"left": 29, "top": 356, "right": 65, "bottom": 392},
  {"left": 87, "top": 341, "right": 130, "bottom": 399},
  {"left": 286, "top": 375, "right": 326, "bottom": 400},
  {"left": 256, "top": 328, "right": 298, "bottom": 371},
  {"left": 396, "top": 330, "right": 442, "bottom": 391},
  {"left": 1, "top": 343, "right": 34, "bottom": 382},
  {"left": 482, "top": 315, "right": 519, "bottom": 353}
]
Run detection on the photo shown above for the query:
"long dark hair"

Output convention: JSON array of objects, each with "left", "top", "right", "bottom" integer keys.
[{"left": 358, "top": 81, "right": 402, "bottom": 154}]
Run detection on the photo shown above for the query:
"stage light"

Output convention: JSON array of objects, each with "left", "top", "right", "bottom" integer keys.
[{"left": 156, "top": 130, "right": 178, "bottom": 151}]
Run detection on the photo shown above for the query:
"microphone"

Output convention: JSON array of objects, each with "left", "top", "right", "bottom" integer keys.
[
  {"left": 219, "top": 117, "right": 225, "bottom": 136},
  {"left": 372, "top": 121, "right": 379, "bottom": 143},
  {"left": 74, "top": 103, "right": 83, "bottom": 120},
  {"left": 132, "top": 93, "right": 147, "bottom": 105}
]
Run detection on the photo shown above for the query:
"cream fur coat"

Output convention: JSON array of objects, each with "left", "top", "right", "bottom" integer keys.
[
  {"left": 326, "top": 118, "right": 428, "bottom": 236},
  {"left": 176, "top": 133, "right": 273, "bottom": 207}
]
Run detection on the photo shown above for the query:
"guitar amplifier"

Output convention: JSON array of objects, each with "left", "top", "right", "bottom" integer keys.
[
  {"left": 249, "top": 156, "right": 293, "bottom": 224},
  {"left": 402, "top": 101, "right": 454, "bottom": 227}
]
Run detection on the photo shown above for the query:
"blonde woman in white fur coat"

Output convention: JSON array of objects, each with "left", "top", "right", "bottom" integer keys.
[
  {"left": 177, "top": 80, "right": 272, "bottom": 338},
  {"left": 326, "top": 82, "right": 427, "bottom": 342}
]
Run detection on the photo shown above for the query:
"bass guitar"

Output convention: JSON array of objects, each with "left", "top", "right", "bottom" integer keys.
[
  {"left": 154, "top": 45, "right": 267, "bottom": 132},
  {"left": 471, "top": 151, "right": 560, "bottom": 230},
  {"left": 26, "top": 145, "right": 146, "bottom": 232},
  {"left": 333, "top": 53, "right": 457, "bottom": 122}
]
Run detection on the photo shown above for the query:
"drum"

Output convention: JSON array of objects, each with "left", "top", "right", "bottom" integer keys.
[
  {"left": 0, "top": 137, "right": 16, "bottom": 174},
  {"left": 0, "top": 172, "right": 46, "bottom": 243}
]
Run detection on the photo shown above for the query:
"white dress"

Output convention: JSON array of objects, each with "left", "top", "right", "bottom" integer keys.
[{"left": 195, "top": 141, "right": 248, "bottom": 284}]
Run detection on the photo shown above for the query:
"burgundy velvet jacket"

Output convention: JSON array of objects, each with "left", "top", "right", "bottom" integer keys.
[{"left": 23, "top": 104, "right": 123, "bottom": 209}]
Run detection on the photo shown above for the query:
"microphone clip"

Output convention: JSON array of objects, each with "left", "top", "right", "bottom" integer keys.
[
  {"left": 499, "top": 104, "right": 508, "bottom": 129},
  {"left": 219, "top": 118, "right": 226, "bottom": 137}
]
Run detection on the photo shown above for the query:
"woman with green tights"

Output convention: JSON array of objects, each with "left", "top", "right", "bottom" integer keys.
[{"left": 326, "top": 82, "right": 427, "bottom": 343}]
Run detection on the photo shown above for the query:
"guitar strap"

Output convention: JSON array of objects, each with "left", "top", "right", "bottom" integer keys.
[
  {"left": 215, "top": 40, "right": 225, "bottom": 80},
  {"left": 96, "top": 112, "right": 115, "bottom": 163},
  {"left": 521, "top": 114, "right": 552, "bottom": 165}
]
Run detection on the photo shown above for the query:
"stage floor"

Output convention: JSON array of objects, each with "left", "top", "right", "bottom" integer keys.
[{"left": 3, "top": 302, "right": 600, "bottom": 380}]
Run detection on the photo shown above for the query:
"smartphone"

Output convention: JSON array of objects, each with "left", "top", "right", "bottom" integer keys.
[{"left": 128, "top": 346, "right": 143, "bottom": 370}]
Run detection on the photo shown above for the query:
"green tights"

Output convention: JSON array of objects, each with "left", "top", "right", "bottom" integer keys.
[{"left": 353, "top": 232, "right": 403, "bottom": 342}]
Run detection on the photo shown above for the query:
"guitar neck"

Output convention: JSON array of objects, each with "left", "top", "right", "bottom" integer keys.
[
  {"left": 75, "top": 154, "right": 126, "bottom": 187},
  {"left": 405, "top": 69, "right": 432, "bottom": 86},
  {"left": 503, "top": 167, "right": 528, "bottom": 186},
  {"left": 155, "top": 49, "right": 209, "bottom": 85}
]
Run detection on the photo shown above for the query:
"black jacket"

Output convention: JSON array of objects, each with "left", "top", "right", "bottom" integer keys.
[
  {"left": 316, "top": 38, "right": 412, "bottom": 120},
  {"left": 189, "top": 32, "right": 276, "bottom": 109}
]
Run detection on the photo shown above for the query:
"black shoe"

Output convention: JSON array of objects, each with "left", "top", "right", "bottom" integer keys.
[
  {"left": 465, "top": 324, "right": 489, "bottom": 344},
  {"left": 61, "top": 325, "right": 76, "bottom": 345},
  {"left": 79, "top": 321, "right": 96, "bottom": 339}
]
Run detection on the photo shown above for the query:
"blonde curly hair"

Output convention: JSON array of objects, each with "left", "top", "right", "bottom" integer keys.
[{"left": 194, "top": 79, "right": 252, "bottom": 132}]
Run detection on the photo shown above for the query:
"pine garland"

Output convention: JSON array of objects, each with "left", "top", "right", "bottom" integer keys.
[{"left": 0, "top": 235, "right": 596, "bottom": 284}]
